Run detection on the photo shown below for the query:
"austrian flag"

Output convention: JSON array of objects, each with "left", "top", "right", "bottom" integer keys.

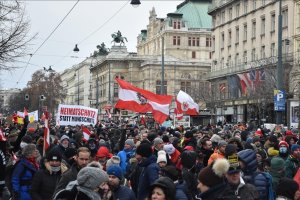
[
  {"left": 115, "top": 78, "right": 173, "bottom": 124},
  {"left": 175, "top": 90, "right": 199, "bottom": 117}
]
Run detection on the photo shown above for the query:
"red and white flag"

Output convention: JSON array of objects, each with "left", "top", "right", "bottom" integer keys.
[
  {"left": 43, "top": 111, "right": 50, "bottom": 156},
  {"left": 82, "top": 127, "right": 91, "bottom": 142},
  {"left": 115, "top": 78, "right": 173, "bottom": 124},
  {"left": 175, "top": 90, "right": 199, "bottom": 117},
  {"left": 0, "top": 128, "right": 7, "bottom": 142}
]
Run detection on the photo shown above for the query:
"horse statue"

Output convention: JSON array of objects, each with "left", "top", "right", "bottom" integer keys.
[
  {"left": 111, "top": 30, "right": 127, "bottom": 46},
  {"left": 96, "top": 42, "right": 109, "bottom": 55}
]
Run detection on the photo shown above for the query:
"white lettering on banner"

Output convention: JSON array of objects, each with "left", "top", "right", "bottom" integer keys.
[{"left": 57, "top": 104, "right": 98, "bottom": 126}]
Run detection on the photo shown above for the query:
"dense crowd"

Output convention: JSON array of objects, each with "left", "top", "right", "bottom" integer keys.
[{"left": 0, "top": 117, "right": 300, "bottom": 200}]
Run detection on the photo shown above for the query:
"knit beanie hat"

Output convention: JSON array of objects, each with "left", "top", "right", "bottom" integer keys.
[
  {"left": 125, "top": 139, "right": 135, "bottom": 148},
  {"left": 107, "top": 165, "right": 123, "bottom": 180},
  {"left": 96, "top": 146, "right": 113, "bottom": 158},
  {"left": 252, "top": 136, "right": 260, "bottom": 143},
  {"left": 136, "top": 142, "right": 152, "bottom": 158},
  {"left": 157, "top": 150, "right": 167, "bottom": 163},
  {"left": 276, "top": 177, "right": 299, "bottom": 199},
  {"left": 270, "top": 156, "right": 285, "bottom": 171},
  {"left": 291, "top": 144, "right": 300, "bottom": 152},
  {"left": 22, "top": 135, "right": 32, "bottom": 144},
  {"left": 225, "top": 144, "right": 237, "bottom": 157},
  {"left": 218, "top": 140, "right": 227, "bottom": 147},
  {"left": 184, "top": 131, "right": 193, "bottom": 139},
  {"left": 46, "top": 149, "right": 62, "bottom": 162},
  {"left": 64, "top": 148, "right": 77, "bottom": 159},
  {"left": 60, "top": 135, "right": 69, "bottom": 142},
  {"left": 22, "top": 144, "right": 36, "bottom": 158},
  {"left": 77, "top": 167, "right": 108, "bottom": 190},
  {"left": 198, "top": 158, "right": 229, "bottom": 187},
  {"left": 279, "top": 141, "right": 289, "bottom": 148},
  {"left": 106, "top": 156, "right": 121, "bottom": 169},
  {"left": 163, "top": 144, "right": 175, "bottom": 155}
]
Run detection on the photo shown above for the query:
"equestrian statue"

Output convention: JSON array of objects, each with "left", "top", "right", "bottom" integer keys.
[{"left": 111, "top": 30, "right": 127, "bottom": 46}]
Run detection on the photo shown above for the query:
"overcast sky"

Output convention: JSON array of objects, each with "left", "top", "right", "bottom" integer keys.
[{"left": 0, "top": 0, "right": 181, "bottom": 89}]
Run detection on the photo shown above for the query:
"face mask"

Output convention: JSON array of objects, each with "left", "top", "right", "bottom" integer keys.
[
  {"left": 62, "top": 143, "right": 68, "bottom": 148},
  {"left": 51, "top": 166, "right": 61, "bottom": 172},
  {"left": 89, "top": 144, "right": 96, "bottom": 150},
  {"left": 279, "top": 147, "right": 287, "bottom": 153},
  {"left": 20, "top": 142, "right": 27, "bottom": 149}
]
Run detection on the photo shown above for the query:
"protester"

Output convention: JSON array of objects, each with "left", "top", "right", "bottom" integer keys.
[
  {"left": 55, "top": 147, "right": 91, "bottom": 193},
  {"left": 285, "top": 144, "right": 300, "bottom": 178},
  {"left": 11, "top": 144, "right": 39, "bottom": 200},
  {"left": 117, "top": 139, "right": 135, "bottom": 174},
  {"left": 148, "top": 177, "right": 176, "bottom": 200}
]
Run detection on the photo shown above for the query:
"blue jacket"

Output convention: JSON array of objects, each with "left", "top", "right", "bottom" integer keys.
[
  {"left": 117, "top": 148, "right": 135, "bottom": 174},
  {"left": 175, "top": 181, "right": 189, "bottom": 200},
  {"left": 137, "top": 155, "right": 159, "bottom": 200},
  {"left": 12, "top": 158, "right": 37, "bottom": 200},
  {"left": 114, "top": 185, "right": 136, "bottom": 200}
]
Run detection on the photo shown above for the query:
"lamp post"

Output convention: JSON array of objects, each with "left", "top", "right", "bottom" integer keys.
[
  {"left": 161, "top": 36, "right": 165, "bottom": 95},
  {"left": 276, "top": 0, "right": 283, "bottom": 124}
]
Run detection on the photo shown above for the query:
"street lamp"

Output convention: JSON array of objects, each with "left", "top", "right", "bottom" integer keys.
[
  {"left": 161, "top": 36, "right": 165, "bottom": 95},
  {"left": 130, "top": 0, "right": 141, "bottom": 7},
  {"left": 73, "top": 44, "right": 79, "bottom": 52}
]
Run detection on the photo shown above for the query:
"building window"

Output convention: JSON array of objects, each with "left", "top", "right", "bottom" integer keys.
[
  {"left": 236, "top": 4, "right": 240, "bottom": 18},
  {"left": 261, "top": 45, "right": 265, "bottom": 58},
  {"left": 243, "top": 51, "right": 247, "bottom": 63},
  {"left": 227, "top": 55, "right": 231, "bottom": 67},
  {"left": 192, "top": 51, "right": 196, "bottom": 58},
  {"left": 206, "top": 37, "right": 211, "bottom": 47},
  {"left": 196, "top": 37, "right": 200, "bottom": 46},
  {"left": 180, "top": 81, "right": 191, "bottom": 94},
  {"left": 209, "top": 51, "right": 212, "bottom": 59},
  {"left": 271, "top": 43, "right": 275, "bottom": 56},
  {"left": 188, "top": 37, "right": 191, "bottom": 46},
  {"left": 229, "top": 7, "right": 233, "bottom": 20},
  {"left": 251, "top": 48, "right": 256, "bottom": 61},
  {"left": 221, "top": 32, "right": 224, "bottom": 48},
  {"left": 173, "top": 36, "right": 180, "bottom": 45},
  {"left": 114, "top": 83, "right": 118, "bottom": 97},
  {"left": 261, "top": 17, "right": 265, "bottom": 35},
  {"left": 252, "top": 20, "right": 256, "bottom": 39},
  {"left": 235, "top": 27, "right": 239, "bottom": 44},
  {"left": 253, "top": 0, "right": 256, "bottom": 10},
  {"left": 244, "top": 0, "right": 248, "bottom": 14},
  {"left": 228, "top": 30, "right": 232, "bottom": 46},
  {"left": 156, "top": 80, "right": 167, "bottom": 94},
  {"left": 173, "top": 21, "right": 181, "bottom": 29},
  {"left": 221, "top": 11, "right": 225, "bottom": 24},
  {"left": 192, "top": 37, "right": 196, "bottom": 46},
  {"left": 243, "top": 24, "right": 247, "bottom": 41},
  {"left": 212, "top": 36, "right": 215, "bottom": 51},
  {"left": 235, "top": 53, "right": 239, "bottom": 65},
  {"left": 282, "top": 9, "right": 288, "bottom": 28},
  {"left": 221, "top": 57, "right": 224, "bottom": 68},
  {"left": 271, "top": 13, "right": 276, "bottom": 32}
]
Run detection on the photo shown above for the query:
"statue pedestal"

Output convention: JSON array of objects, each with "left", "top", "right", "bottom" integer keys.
[{"left": 107, "top": 45, "right": 128, "bottom": 58}]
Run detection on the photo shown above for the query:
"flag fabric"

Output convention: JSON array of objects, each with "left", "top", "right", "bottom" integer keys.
[
  {"left": 82, "top": 127, "right": 91, "bottom": 142},
  {"left": 0, "top": 128, "right": 7, "bottom": 141},
  {"left": 115, "top": 78, "right": 173, "bottom": 124},
  {"left": 219, "top": 83, "right": 226, "bottom": 93},
  {"left": 175, "top": 90, "right": 199, "bottom": 117},
  {"left": 43, "top": 111, "right": 50, "bottom": 156}
]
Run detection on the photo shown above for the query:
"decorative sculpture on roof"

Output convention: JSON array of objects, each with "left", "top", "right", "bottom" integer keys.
[
  {"left": 96, "top": 42, "right": 109, "bottom": 55},
  {"left": 111, "top": 30, "right": 127, "bottom": 46}
]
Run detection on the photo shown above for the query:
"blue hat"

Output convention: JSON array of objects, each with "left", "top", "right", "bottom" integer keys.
[
  {"left": 107, "top": 165, "right": 123, "bottom": 180},
  {"left": 291, "top": 144, "right": 300, "bottom": 152}
]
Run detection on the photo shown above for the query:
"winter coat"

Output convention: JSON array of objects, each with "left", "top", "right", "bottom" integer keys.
[
  {"left": 207, "top": 149, "right": 225, "bottom": 166},
  {"left": 170, "top": 149, "right": 181, "bottom": 165},
  {"left": 182, "top": 167, "right": 198, "bottom": 200},
  {"left": 199, "top": 147, "right": 213, "bottom": 167},
  {"left": 284, "top": 155, "right": 300, "bottom": 178},
  {"left": 54, "top": 163, "right": 79, "bottom": 194},
  {"left": 30, "top": 163, "right": 68, "bottom": 200},
  {"left": 53, "top": 182, "right": 101, "bottom": 200},
  {"left": 218, "top": 178, "right": 259, "bottom": 200},
  {"left": 11, "top": 158, "right": 37, "bottom": 200},
  {"left": 175, "top": 181, "right": 189, "bottom": 200},
  {"left": 117, "top": 148, "right": 135, "bottom": 174},
  {"left": 137, "top": 155, "right": 159, "bottom": 200},
  {"left": 113, "top": 185, "right": 136, "bottom": 200},
  {"left": 196, "top": 182, "right": 227, "bottom": 200}
]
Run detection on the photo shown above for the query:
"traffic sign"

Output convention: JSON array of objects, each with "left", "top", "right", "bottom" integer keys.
[{"left": 274, "top": 89, "right": 285, "bottom": 111}]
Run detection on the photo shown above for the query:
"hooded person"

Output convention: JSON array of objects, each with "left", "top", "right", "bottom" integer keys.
[
  {"left": 51, "top": 135, "right": 70, "bottom": 162},
  {"left": 207, "top": 140, "right": 227, "bottom": 166},
  {"left": 148, "top": 177, "right": 176, "bottom": 200},
  {"left": 196, "top": 158, "right": 229, "bottom": 200},
  {"left": 86, "top": 138, "right": 98, "bottom": 158},
  {"left": 54, "top": 167, "right": 109, "bottom": 200},
  {"left": 117, "top": 139, "right": 135, "bottom": 174}
]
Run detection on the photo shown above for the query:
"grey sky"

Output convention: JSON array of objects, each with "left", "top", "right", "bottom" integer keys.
[{"left": 0, "top": 0, "right": 181, "bottom": 89}]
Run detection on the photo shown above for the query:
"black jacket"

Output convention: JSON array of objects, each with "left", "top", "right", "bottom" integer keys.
[{"left": 54, "top": 164, "right": 79, "bottom": 194}]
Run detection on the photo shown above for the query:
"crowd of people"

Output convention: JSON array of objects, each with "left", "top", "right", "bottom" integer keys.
[{"left": 1, "top": 116, "right": 300, "bottom": 200}]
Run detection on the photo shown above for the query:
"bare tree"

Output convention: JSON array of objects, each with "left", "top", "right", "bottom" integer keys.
[{"left": 0, "top": 1, "right": 35, "bottom": 71}]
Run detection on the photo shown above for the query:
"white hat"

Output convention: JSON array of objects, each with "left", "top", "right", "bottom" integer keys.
[
  {"left": 157, "top": 150, "right": 167, "bottom": 163},
  {"left": 163, "top": 144, "right": 176, "bottom": 155}
]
